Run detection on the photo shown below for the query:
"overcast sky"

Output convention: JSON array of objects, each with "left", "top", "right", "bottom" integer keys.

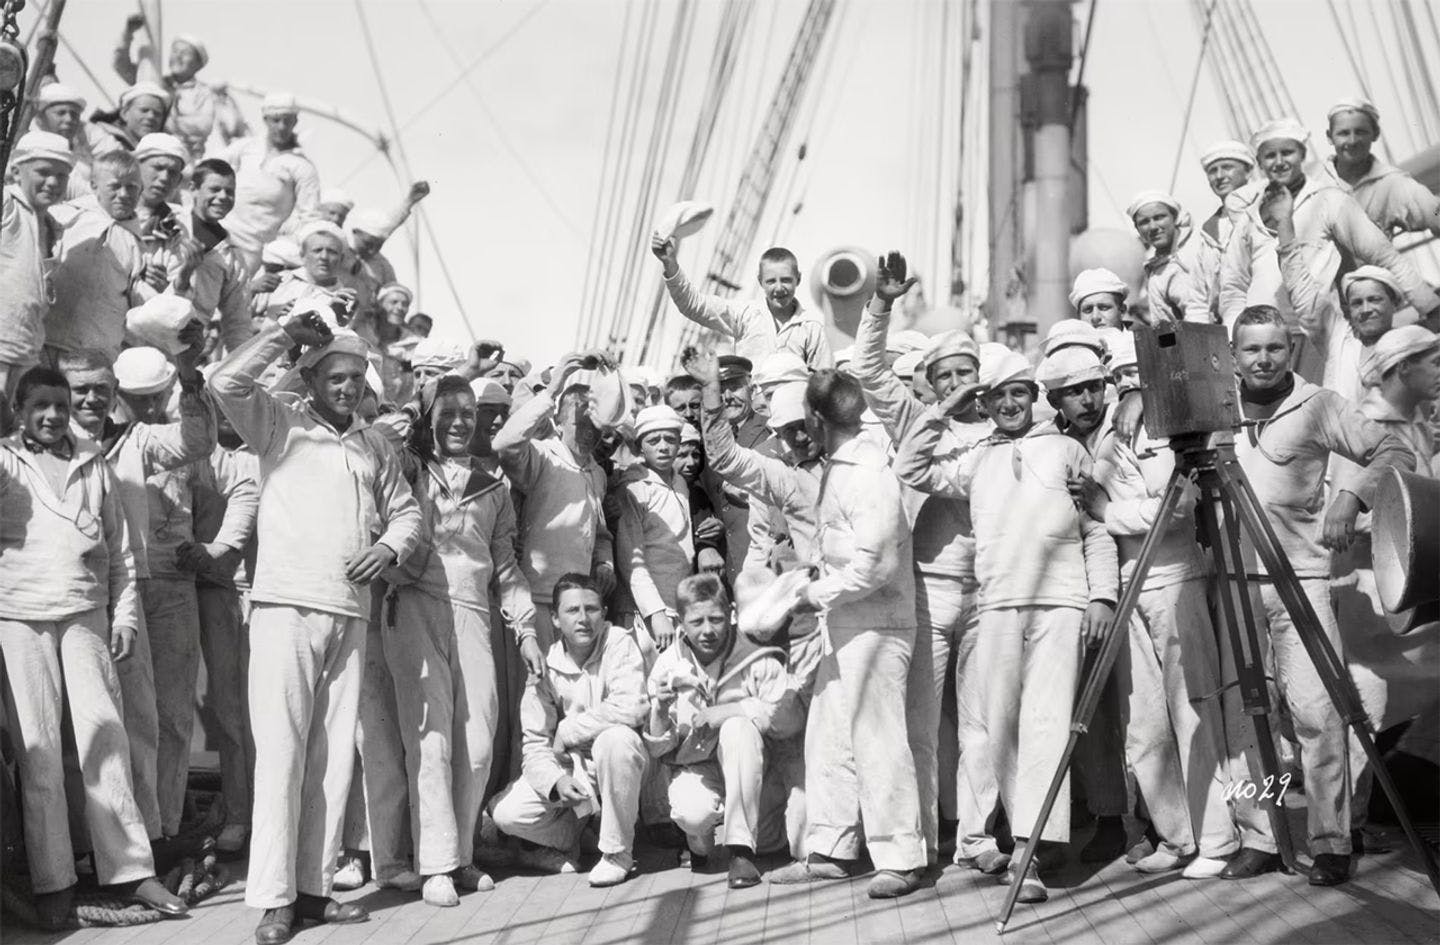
[{"left": 42, "top": 0, "right": 1437, "bottom": 364}]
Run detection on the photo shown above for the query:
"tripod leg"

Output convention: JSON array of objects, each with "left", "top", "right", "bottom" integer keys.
[
  {"left": 1195, "top": 473, "right": 1297, "bottom": 872},
  {"left": 996, "top": 467, "right": 1189, "bottom": 932},
  {"left": 1218, "top": 459, "right": 1440, "bottom": 897}
]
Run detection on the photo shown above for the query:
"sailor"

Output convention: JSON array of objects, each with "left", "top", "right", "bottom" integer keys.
[
  {"left": 1218, "top": 118, "right": 1440, "bottom": 335},
  {"left": 493, "top": 352, "right": 617, "bottom": 646},
  {"left": 849, "top": 252, "right": 993, "bottom": 867},
  {"left": 0, "top": 367, "right": 188, "bottom": 925},
  {"left": 780, "top": 369, "right": 927, "bottom": 900},
  {"left": 652, "top": 236, "right": 833, "bottom": 369},
  {"left": 615, "top": 405, "right": 695, "bottom": 655},
  {"left": 1193, "top": 140, "right": 1255, "bottom": 326},
  {"left": 894, "top": 346, "right": 1118, "bottom": 903},
  {"left": 0, "top": 132, "right": 70, "bottom": 398},
  {"left": 209, "top": 312, "right": 421, "bottom": 943},
  {"left": 1074, "top": 335, "right": 1241, "bottom": 878},
  {"left": 1321, "top": 98, "right": 1440, "bottom": 238},
  {"left": 216, "top": 93, "right": 321, "bottom": 276},
  {"left": 490, "top": 574, "right": 649, "bottom": 887},
  {"left": 385, "top": 375, "right": 543, "bottom": 906},
  {"left": 645, "top": 573, "right": 796, "bottom": 889},
  {"left": 1128, "top": 191, "right": 1208, "bottom": 325},
  {"left": 1222, "top": 305, "right": 1415, "bottom": 887}
]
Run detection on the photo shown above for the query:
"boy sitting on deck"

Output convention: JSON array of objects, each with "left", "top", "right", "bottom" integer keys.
[{"left": 644, "top": 574, "right": 797, "bottom": 890}]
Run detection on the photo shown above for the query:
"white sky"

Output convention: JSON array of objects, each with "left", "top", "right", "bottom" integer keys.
[{"left": 40, "top": 0, "right": 1438, "bottom": 365}]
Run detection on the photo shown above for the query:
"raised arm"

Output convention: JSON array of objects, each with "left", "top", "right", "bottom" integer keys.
[
  {"left": 140, "top": 342, "right": 218, "bottom": 474},
  {"left": 208, "top": 319, "right": 301, "bottom": 456},
  {"left": 852, "top": 253, "right": 924, "bottom": 440},
  {"left": 690, "top": 350, "right": 799, "bottom": 511},
  {"left": 653, "top": 235, "right": 747, "bottom": 339},
  {"left": 1329, "top": 192, "right": 1440, "bottom": 317},
  {"left": 892, "top": 402, "right": 977, "bottom": 499}
]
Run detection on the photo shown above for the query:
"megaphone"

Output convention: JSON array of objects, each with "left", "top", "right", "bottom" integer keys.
[{"left": 809, "top": 247, "right": 876, "bottom": 349}]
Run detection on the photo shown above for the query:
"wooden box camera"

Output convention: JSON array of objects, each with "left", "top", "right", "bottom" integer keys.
[{"left": 1133, "top": 322, "right": 1240, "bottom": 439}]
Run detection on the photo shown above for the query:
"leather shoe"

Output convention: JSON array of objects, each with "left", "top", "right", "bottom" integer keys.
[
  {"left": 125, "top": 876, "right": 188, "bottom": 916},
  {"left": 1219, "top": 847, "right": 1282, "bottom": 880},
  {"left": 1309, "top": 853, "right": 1349, "bottom": 887},
  {"left": 295, "top": 892, "right": 368, "bottom": 925},
  {"left": 255, "top": 906, "right": 296, "bottom": 945},
  {"left": 727, "top": 847, "right": 761, "bottom": 889}
]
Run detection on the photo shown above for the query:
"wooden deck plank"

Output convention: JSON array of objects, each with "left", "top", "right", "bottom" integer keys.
[{"left": 8, "top": 843, "right": 1438, "bottom": 944}]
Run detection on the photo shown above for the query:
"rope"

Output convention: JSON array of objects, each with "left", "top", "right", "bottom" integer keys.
[
  {"left": 1, "top": 791, "right": 229, "bottom": 931},
  {"left": 338, "top": 0, "right": 552, "bottom": 185},
  {"left": 588, "top": 0, "right": 661, "bottom": 349},
  {"left": 1168, "top": 0, "right": 1218, "bottom": 193},
  {"left": 577, "top": 0, "right": 638, "bottom": 348},
  {"left": 1399, "top": 0, "right": 1440, "bottom": 138},
  {"left": 352, "top": 0, "right": 422, "bottom": 299}
]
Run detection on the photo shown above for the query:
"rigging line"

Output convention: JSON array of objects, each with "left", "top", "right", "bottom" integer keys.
[
  {"left": 1226, "top": 0, "right": 1281, "bottom": 115},
  {"left": 615, "top": 0, "right": 698, "bottom": 357},
  {"left": 595, "top": 0, "right": 664, "bottom": 349},
  {"left": 1068, "top": 0, "right": 1098, "bottom": 129},
  {"left": 373, "top": 147, "right": 473, "bottom": 336},
  {"left": 1168, "top": 0, "right": 1218, "bottom": 193},
  {"left": 932, "top": 0, "right": 952, "bottom": 291},
  {"left": 1190, "top": 0, "right": 1242, "bottom": 140},
  {"left": 577, "top": 0, "right": 637, "bottom": 347},
  {"left": 765, "top": 0, "right": 847, "bottom": 249},
  {"left": 1234, "top": 0, "right": 1297, "bottom": 119},
  {"left": 590, "top": 0, "right": 661, "bottom": 345},
  {"left": 772, "top": 0, "right": 865, "bottom": 250},
  {"left": 1209, "top": 1, "right": 1263, "bottom": 131},
  {"left": 641, "top": 0, "right": 753, "bottom": 361},
  {"left": 1399, "top": 0, "right": 1440, "bottom": 134},
  {"left": 609, "top": 0, "right": 688, "bottom": 355},
  {"left": 1323, "top": 0, "right": 1393, "bottom": 163},
  {"left": 415, "top": 0, "right": 587, "bottom": 243},
  {"left": 353, "top": 0, "right": 422, "bottom": 298},
  {"left": 1368, "top": 2, "right": 1419, "bottom": 156},
  {"left": 1388, "top": 1, "right": 1436, "bottom": 142},
  {"left": 55, "top": 31, "right": 118, "bottom": 108},
  {"left": 338, "top": 0, "right": 552, "bottom": 185}
]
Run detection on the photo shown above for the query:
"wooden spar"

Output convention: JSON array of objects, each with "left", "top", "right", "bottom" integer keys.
[{"left": 15, "top": 0, "right": 66, "bottom": 136}]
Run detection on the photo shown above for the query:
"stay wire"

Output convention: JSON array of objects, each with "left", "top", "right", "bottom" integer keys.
[
  {"left": 578, "top": 0, "right": 637, "bottom": 347},
  {"left": 339, "top": 0, "right": 552, "bottom": 185},
  {"left": 353, "top": 0, "right": 423, "bottom": 296},
  {"left": 590, "top": 0, "right": 661, "bottom": 347},
  {"left": 1168, "top": 0, "right": 1218, "bottom": 193}
]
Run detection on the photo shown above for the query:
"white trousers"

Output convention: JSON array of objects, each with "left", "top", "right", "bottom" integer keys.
[
  {"left": 346, "top": 611, "right": 412, "bottom": 879},
  {"left": 386, "top": 590, "right": 500, "bottom": 873},
  {"left": 913, "top": 572, "right": 980, "bottom": 861},
  {"left": 244, "top": 604, "right": 366, "bottom": 908},
  {"left": 803, "top": 624, "right": 926, "bottom": 872},
  {"left": 492, "top": 726, "right": 646, "bottom": 856},
  {"left": 1135, "top": 579, "right": 1238, "bottom": 857},
  {"left": 1226, "top": 580, "right": 1352, "bottom": 856},
  {"left": 197, "top": 585, "right": 254, "bottom": 827},
  {"left": 971, "top": 606, "right": 1080, "bottom": 845},
  {"left": 141, "top": 577, "right": 201, "bottom": 837},
  {"left": 0, "top": 611, "right": 154, "bottom": 892},
  {"left": 115, "top": 601, "right": 162, "bottom": 839},
  {"left": 666, "top": 716, "right": 766, "bottom": 853}
]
